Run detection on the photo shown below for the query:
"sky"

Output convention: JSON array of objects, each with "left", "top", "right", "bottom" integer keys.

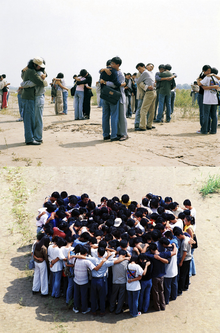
[{"left": 2, "top": 0, "right": 220, "bottom": 87}]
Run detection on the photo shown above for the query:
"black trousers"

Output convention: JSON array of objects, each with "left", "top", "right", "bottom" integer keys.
[
  {"left": 178, "top": 260, "right": 191, "bottom": 292},
  {"left": 83, "top": 93, "right": 92, "bottom": 118}
]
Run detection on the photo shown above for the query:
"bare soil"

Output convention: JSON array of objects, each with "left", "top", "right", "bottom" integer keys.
[
  {"left": 0, "top": 96, "right": 219, "bottom": 332},
  {"left": 0, "top": 95, "right": 219, "bottom": 167}
]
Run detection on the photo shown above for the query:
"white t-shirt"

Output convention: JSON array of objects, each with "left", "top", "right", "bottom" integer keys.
[
  {"left": 200, "top": 76, "right": 219, "bottom": 105},
  {"left": 36, "top": 208, "right": 48, "bottom": 227},
  {"left": 126, "top": 263, "right": 143, "bottom": 291},
  {"left": 170, "top": 218, "right": 183, "bottom": 231},
  {"left": 165, "top": 248, "right": 178, "bottom": 278},
  {"left": 48, "top": 245, "right": 66, "bottom": 272}
]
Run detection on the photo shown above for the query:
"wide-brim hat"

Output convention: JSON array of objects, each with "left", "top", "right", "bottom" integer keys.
[{"left": 33, "top": 56, "right": 45, "bottom": 68}]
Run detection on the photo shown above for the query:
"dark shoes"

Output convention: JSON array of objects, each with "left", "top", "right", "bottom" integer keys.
[
  {"left": 119, "top": 135, "right": 128, "bottom": 141},
  {"left": 111, "top": 137, "right": 119, "bottom": 142},
  {"left": 103, "top": 135, "right": 110, "bottom": 140},
  {"left": 135, "top": 128, "right": 146, "bottom": 131},
  {"left": 26, "top": 140, "right": 41, "bottom": 145},
  {"left": 146, "top": 126, "right": 155, "bottom": 130}
]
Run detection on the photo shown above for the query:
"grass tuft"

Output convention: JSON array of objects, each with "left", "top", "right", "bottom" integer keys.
[{"left": 200, "top": 174, "right": 220, "bottom": 197}]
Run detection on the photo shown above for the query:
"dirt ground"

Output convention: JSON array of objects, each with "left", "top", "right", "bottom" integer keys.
[
  {"left": 0, "top": 95, "right": 219, "bottom": 167},
  {"left": 0, "top": 96, "right": 220, "bottom": 333}
]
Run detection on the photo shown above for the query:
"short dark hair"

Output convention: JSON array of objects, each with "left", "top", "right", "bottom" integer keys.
[
  {"left": 119, "top": 249, "right": 127, "bottom": 256},
  {"left": 106, "top": 59, "right": 111, "bottom": 66},
  {"left": 159, "top": 64, "right": 165, "bottom": 69},
  {"left": 111, "top": 56, "right": 122, "bottom": 66},
  {"left": 173, "top": 227, "right": 183, "bottom": 237},
  {"left": 120, "top": 239, "right": 128, "bottom": 249},
  {"left": 80, "top": 69, "right": 88, "bottom": 77},
  {"left": 98, "top": 247, "right": 105, "bottom": 257},
  {"left": 165, "top": 64, "right": 172, "bottom": 70},
  {"left": 136, "top": 62, "right": 145, "bottom": 69},
  {"left": 60, "top": 191, "right": 68, "bottom": 199},
  {"left": 51, "top": 191, "right": 60, "bottom": 199},
  {"left": 211, "top": 67, "right": 218, "bottom": 75},
  {"left": 81, "top": 193, "right": 89, "bottom": 200},
  {"left": 148, "top": 243, "right": 157, "bottom": 251},
  {"left": 183, "top": 199, "right": 191, "bottom": 206}
]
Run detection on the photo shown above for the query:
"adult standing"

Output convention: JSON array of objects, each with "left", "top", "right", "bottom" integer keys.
[
  {"left": 200, "top": 67, "right": 219, "bottom": 135},
  {"left": 1, "top": 74, "right": 10, "bottom": 109},
  {"left": 135, "top": 63, "right": 156, "bottom": 131},
  {"left": 54, "top": 73, "right": 68, "bottom": 115},
  {"left": 21, "top": 59, "right": 47, "bottom": 143},
  {"left": 75, "top": 69, "right": 92, "bottom": 119},
  {"left": 100, "top": 57, "right": 126, "bottom": 141},
  {"left": 32, "top": 235, "right": 50, "bottom": 296},
  {"left": 154, "top": 64, "right": 175, "bottom": 123},
  {"left": 196, "top": 65, "right": 211, "bottom": 133},
  {"left": 124, "top": 73, "right": 133, "bottom": 118},
  {"left": 21, "top": 57, "right": 47, "bottom": 145}
]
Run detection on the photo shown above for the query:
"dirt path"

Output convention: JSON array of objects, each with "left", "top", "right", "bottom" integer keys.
[
  {"left": 0, "top": 96, "right": 219, "bottom": 167},
  {"left": 0, "top": 167, "right": 220, "bottom": 333}
]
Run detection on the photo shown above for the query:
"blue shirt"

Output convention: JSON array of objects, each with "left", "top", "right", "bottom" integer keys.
[{"left": 87, "top": 257, "right": 114, "bottom": 278}]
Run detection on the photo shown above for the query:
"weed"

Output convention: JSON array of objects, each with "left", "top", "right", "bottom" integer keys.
[
  {"left": 200, "top": 174, "right": 220, "bottom": 197},
  {"left": 4, "top": 168, "right": 33, "bottom": 244},
  {"left": 12, "top": 154, "right": 32, "bottom": 166},
  {"left": 19, "top": 297, "right": 23, "bottom": 306},
  {"left": 37, "top": 161, "right": 42, "bottom": 166}
]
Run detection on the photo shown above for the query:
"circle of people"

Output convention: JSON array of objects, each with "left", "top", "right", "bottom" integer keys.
[
  {"left": 32, "top": 191, "right": 197, "bottom": 317},
  {"left": 17, "top": 57, "right": 219, "bottom": 145}
]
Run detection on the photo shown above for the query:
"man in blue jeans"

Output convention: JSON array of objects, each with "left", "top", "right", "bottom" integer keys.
[
  {"left": 21, "top": 57, "right": 47, "bottom": 145},
  {"left": 100, "top": 57, "right": 126, "bottom": 141},
  {"left": 154, "top": 64, "right": 175, "bottom": 123}
]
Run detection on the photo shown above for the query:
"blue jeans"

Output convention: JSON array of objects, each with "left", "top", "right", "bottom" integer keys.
[
  {"left": 201, "top": 104, "right": 217, "bottom": 134},
  {"left": 127, "top": 290, "right": 140, "bottom": 317},
  {"left": 17, "top": 94, "right": 24, "bottom": 118},
  {"left": 51, "top": 270, "right": 62, "bottom": 298},
  {"left": 74, "top": 91, "right": 84, "bottom": 119},
  {"left": 189, "top": 248, "right": 196, "bottom": 277},
  {"left": 164, "top": 275, "right": 178, "bottom": 304},
  {"left": 134, "top": 99, "right": 143, "bottom": 127},
  {"left": 91, "top": 277, "right": 106, "bottom": 313},
  {"left": 126, "top": 95, "right": 132, "bottom": 117},
  {"left": 63, "top": 90, "right": 68, "bottom": 114},
  {"left": 23, "top": 99, "right": 35, "bottom": 143},
  {"left": 157, "top": 93, "right": 171, "bottom": 122},
  {"left": 34, "top": 95, "right": 44, "bottom": 142},
  {"left": 74, "top": 282, "right": 89, "bottom": 312},
  {"left": 198, "top": 94, "right": 204, "bottom": 129},
  {"left": 102, "top": 99, "right": 119, "bottom": 139},
  {"left": 66, "top": 274, "right": 74, "bottom": 304},
  {"left": 139, "top": 279, "right": 152, "bottom": 313}
]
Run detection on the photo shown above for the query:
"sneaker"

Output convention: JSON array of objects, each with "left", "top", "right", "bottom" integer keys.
[
  {"left": 82, "top": 307, "right": 91, "bottom": 314},
  {"left": 137, "top": 312, "right": 141, "bottom": 316},
  {"left": 16, "top": 117, "right": 23, "bottom": 122},
  {"left": 196, "top": 130, "right": 201, "bottom": 134},
  {"left": 72, "top": 307, "right": 79, "bottom": 313}
]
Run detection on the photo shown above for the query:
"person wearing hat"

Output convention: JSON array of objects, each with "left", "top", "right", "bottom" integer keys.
[{"left": 21, "top": 57, "right": 47, "bottom": 145}]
